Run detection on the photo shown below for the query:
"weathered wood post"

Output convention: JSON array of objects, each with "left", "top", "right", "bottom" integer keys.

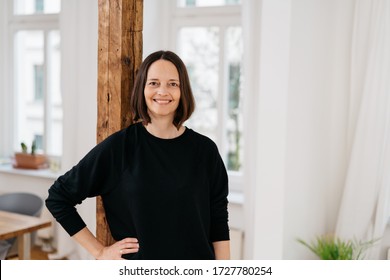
[{"left": 96, "top": 0, "right": 143, "bottom": 246}]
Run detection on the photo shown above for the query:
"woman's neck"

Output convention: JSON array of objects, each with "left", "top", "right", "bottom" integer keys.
[{"left": 144, "top": 118, "right": 185, "bottom": 139}]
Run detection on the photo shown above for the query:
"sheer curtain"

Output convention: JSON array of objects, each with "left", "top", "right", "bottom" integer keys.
[{"left": 336, "top": 0, "right": 390, "bottom": 259}]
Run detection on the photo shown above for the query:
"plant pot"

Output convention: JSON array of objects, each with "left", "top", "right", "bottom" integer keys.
[{"left": 14, "top": 152, "right": 48, "bottom": 169}]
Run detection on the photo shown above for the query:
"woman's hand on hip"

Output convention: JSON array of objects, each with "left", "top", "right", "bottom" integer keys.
[{"left": 96, "top": 237, "right": 139, "bottom": 260}]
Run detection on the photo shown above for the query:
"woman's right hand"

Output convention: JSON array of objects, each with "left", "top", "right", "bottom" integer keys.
[{"left": 96, "top": 237, "right": 139, "bottom": 260}]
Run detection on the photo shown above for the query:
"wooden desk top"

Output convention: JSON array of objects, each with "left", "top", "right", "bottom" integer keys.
[{"left": 0, "top": 210, "right": 51, "bottom": 240}]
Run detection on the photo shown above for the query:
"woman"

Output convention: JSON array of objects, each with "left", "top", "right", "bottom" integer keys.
[{"left": 46, "top": 50, "right": 230, "bottom": 260}]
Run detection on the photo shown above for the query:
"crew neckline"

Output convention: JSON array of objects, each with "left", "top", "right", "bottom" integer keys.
[{"left": 138, "top": 122, "right": 190, "bottom": 142}]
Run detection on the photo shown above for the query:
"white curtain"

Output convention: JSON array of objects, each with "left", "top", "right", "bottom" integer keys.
[{"left": 336, "top": 0, "right": 390, "bottom": 259}]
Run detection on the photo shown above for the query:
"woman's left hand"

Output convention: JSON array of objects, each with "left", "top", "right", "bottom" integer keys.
[{"left": 96, "top": 237, "right": 139, "bottom": 260}]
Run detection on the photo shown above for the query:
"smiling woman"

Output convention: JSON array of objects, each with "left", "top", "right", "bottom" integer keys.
[{"left": 46, "top": 50, "right": 231, "bottom": 260}]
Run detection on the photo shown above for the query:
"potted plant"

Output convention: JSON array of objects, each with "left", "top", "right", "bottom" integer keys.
[
  {"left": 14, "top": 141, "right": 48, "bottom": 169},
  {"left": 297, "top": 235, "right": 379, "bottom": 260}
]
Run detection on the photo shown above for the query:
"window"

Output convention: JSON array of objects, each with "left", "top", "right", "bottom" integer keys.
[
  {"left": 8, "top": 0, "right": 62, "bottom": 156},
  {"left": 172, "top": 1, "right": 243, "bottom": 190},
  {"left": 14, "top": 0, "right": 60, "bottom": 15}
]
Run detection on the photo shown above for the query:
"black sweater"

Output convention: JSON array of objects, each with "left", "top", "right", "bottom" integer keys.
[{"left": 45, "top": 122, "right": 229, "bottom": 260}]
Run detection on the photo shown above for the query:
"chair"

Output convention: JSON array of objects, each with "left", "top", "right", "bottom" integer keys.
[
  {"left": 0, "top": 240, "right": 12, "bottom": 260},
  {"left": 0, "top": 192, "right": 44, "bottom": 259}
]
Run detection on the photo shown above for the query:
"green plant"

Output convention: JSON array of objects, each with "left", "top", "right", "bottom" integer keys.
[
  {"left": 31, "top": 140, "right": 36, "bottom": 155},
  {"left": 20, "top": 140, "right": 38, "bottom": 155},
  {"left": 21, "top": 142, "right": 28, "bottom": 153},
  {"left": 297, "top": 235, "right": 379, "bottom": 260}
]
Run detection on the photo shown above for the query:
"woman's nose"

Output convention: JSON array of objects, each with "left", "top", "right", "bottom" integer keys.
[{"left": 156, "top": 86, "right": 169, "bottom": 95}]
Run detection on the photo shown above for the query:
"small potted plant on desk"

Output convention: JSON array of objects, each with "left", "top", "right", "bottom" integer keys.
[{"left": 14, "top": 141, "right": 48, "bottom": 169}]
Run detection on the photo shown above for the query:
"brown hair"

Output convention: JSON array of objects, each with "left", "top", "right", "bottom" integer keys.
[{"left": 130, "top": 50, "right": 195, "bottom": 129}]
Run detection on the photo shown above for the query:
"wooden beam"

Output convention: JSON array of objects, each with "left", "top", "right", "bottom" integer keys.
[{"left": 96, "top": 0, "right": 143, "bottom": 246}]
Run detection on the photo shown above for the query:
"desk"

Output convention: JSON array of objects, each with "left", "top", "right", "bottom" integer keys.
[{"left": 0, "top": 210, "right": 51, "bottom": 259}]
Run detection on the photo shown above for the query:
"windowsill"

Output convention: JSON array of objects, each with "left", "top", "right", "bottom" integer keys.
[{"left": 0, "top": 163, "right": 61, "bottom": 180}]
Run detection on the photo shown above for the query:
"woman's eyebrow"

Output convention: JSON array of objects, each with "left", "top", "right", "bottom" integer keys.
[{"left": 146, "top": 78, "right": 179, "bottom": 81}]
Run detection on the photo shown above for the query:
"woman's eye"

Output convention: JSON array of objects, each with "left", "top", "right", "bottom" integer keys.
[
  {"left": 148, "top": 81, "right": 158, "bottom": 86},
  {"left": 170, "top": 82, "right": 179, "bottom": 87}
]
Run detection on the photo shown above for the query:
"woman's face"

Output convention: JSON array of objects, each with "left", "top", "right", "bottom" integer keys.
[{"left": 144, "top": 59, "right": 181, "bottom": 122}]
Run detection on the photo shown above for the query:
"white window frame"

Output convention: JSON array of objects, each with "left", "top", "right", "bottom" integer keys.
[
  {"left": 5, "top": 0, "right": 61, "bottom": 157},
  {"left": 169, "top": 1, "right": 243, "bottom": 192}
]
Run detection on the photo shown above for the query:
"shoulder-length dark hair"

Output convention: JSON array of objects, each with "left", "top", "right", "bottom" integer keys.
[{"left": 130, "top": 50, "right": 195, "bottom": 129}]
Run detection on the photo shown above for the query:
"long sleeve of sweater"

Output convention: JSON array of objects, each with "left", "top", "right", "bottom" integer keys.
[{"left": 45, "top": 130, "right": 127, "bottom": 236}]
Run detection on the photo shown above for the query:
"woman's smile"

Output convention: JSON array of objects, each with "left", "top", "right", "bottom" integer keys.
[{"left": 153, "top": 98, "right": 173, "bottom": 105}]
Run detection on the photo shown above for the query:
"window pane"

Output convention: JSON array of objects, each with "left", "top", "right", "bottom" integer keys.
[
  {"left": 47, "top": 30, "right": 62, "bottom": 156},
  {"left": 177, "top": 0, "right": 241, "bottom": 7},
  {"left": 34, "top": 64, "right": 44, "bottom": 100},
  {"left": 177, "top": 27, "right": 219, "bottom": 142},
  {"left": 14, "top": 0, "right": 61, "bottom": 15},
  {"left": 225, "top": 27, "right": 243, "bottom": 172},
  {"left": 14, "top": 30, "right": 44, "bottom": 153},
  {"left": 14, "top": 30, "right": 62, "bottom": 156}
]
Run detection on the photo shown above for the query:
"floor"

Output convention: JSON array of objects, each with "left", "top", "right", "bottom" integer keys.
[
  {"left": 7, "top": 245, "right": 52, "bottom": 260},
  {"left": 31, "top": 245, "right": 50, "bottom": 260}
]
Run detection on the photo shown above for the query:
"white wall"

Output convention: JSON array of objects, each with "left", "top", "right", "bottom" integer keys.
[
  {"left": 243, "top": 0, "right": 356, "bottom": 259},
  {"left": 243, "top": 0, "right": 291, "bottom": 260},
  {"left": 283, "top": 0, "right": 354, "bottom": 259}
]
